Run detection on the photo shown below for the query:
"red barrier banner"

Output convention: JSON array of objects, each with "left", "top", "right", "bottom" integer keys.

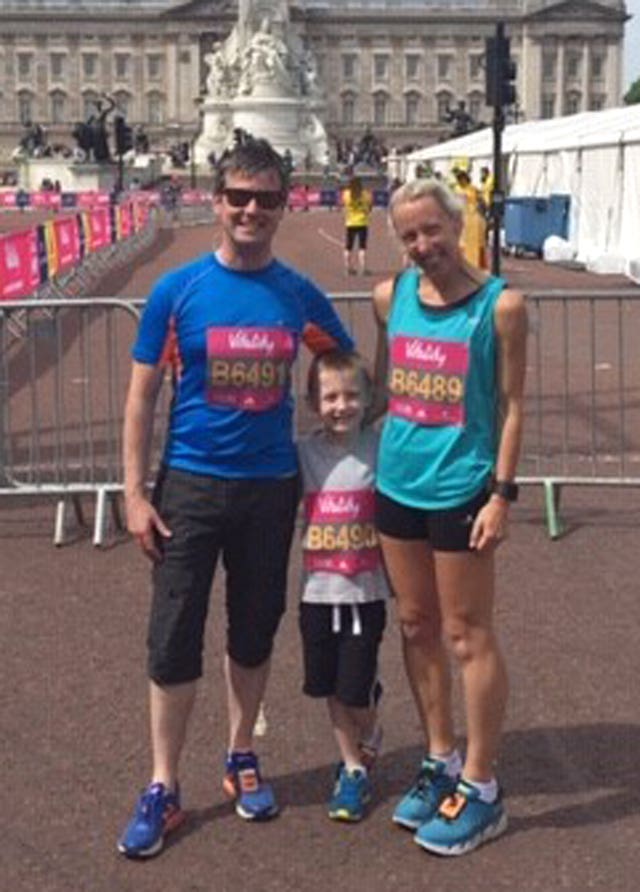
[
  {"left": 77, "top": 191, "right": 111, "bottom": 209},
  {"left": 0, "top": 228, "right": 40, "bottom": 299},
  {"left": 181, "top": 189, "right": 212, "bottom": 206},
  {"left": 118, "top": 203, "right": 133, "bottom": 240},
  {"left": 288, "top": 186, "right": 323, "bottom": 210},
  {"left": 133, "top": 201, "right": 149, "bottom": 231},
  {"left": 86, "top": 207, "right": 112, "bottom": 251},
  {"left": 30, "top": 192, "right": 62, "bottom": 210},
  {"left": 0, "top": 191, "right": 17, "bottom": 208},
  {"left": 129, "top": 190, "right": 160, "bottom": 205},
  {"left": 53, "top": 216, "right": 81, "bottom": 272}
]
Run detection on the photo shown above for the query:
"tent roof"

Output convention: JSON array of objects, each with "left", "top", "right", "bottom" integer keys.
[{"left": 408, "top": 105, "right": 640, "bottom": 163}]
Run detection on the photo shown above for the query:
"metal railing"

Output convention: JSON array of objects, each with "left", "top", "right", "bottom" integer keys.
[{"left": 1, "top": 289, "right": 638, "bottom": 545}]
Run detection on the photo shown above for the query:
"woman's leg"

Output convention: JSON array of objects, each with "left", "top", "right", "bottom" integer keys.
[
  {"left": 433, "top": 548, "right": 508, "bottom": 782},
  {"left": 378, "top": 534, "right": 455, "bottom": 754}
]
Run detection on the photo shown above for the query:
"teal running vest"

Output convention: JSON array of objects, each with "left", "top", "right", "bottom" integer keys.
[{"left": 377, "top": 268, "right": 505, "bottom": 509}]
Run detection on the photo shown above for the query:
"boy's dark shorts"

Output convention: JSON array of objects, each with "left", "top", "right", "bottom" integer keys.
[
  {"left": 345, "top": 225, "right": 369, "bottom": 251},
  {"left": 375, "top": 485, "right": 490, "bottom": 552},
  {"left": 147, "top": 467, "right": 299, "bottom": 685},
  {"left": 299, "top": 600, "right": 386, "bottom": 708}
]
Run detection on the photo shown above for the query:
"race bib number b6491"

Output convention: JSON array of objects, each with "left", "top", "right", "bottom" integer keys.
[{"left": 206, "top": 326, "right": 295, "bottom": 411}]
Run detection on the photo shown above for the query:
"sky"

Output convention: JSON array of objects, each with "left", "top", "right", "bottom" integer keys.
[{"left": 626, "top": 0, "right": 640, "bottom": 87}]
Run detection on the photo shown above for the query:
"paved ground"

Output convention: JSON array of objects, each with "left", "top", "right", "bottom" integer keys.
[{"left": 2, "top": 210, "right": 639, "bottom": 892}]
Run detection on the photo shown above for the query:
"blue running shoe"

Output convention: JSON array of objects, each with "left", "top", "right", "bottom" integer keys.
[
  {"left": 414, "top": 780, "right": 508, "bottom": 856},
  {"left": 117, "top": 782, "right": 186, "bottom": 859},
  {"left": 328, "top": 765, "right": 371, "bottom": 822},
  {"left": 392, "top": 757, "right": 458, "bottom": 830},
  {"left": 223, "top": 751, "right": 279, "bottom": 821}
]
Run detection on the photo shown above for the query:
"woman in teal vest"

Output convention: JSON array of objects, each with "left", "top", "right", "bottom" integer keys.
[{"left": 372, "top": 178, "right": 527, "bottom": 856}]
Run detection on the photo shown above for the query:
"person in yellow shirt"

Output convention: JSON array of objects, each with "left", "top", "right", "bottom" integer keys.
[
  {"left": 342, "top": 175, "right": 373, "bottom": 275},
  {"left": 453, "top": 169, "right": 487, "bottom": 269}
]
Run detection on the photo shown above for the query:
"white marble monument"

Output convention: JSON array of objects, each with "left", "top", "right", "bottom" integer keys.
[{"left": 194, "top": 0, "right": 328, "bottom": 167}]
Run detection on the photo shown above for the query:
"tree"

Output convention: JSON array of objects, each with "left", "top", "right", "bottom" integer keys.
[{"left": 624, "top": 77, "right": 640, "bottom": 105}]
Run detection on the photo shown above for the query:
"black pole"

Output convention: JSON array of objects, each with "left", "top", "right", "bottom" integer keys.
[
  {"left": 491, "top": 106, "right": 503, "bottom": 276},
  {"left": 490, "top": 21, "right": 506, "bottom": 277}
]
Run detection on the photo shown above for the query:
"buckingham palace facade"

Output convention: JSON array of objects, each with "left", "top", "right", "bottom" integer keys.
[{"left": 0, "top": 0, "right": 629, "bottom": 160}]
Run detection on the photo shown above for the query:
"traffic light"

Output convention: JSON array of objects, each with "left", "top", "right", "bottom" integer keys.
[
  {"left": 114, "top": 114, "right": 134, "bottom": 156},
  {"left": 485, "top": 23, "right": 517, "bottom": 108}
]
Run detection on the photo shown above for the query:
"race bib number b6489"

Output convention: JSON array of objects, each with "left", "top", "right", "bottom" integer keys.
[{"left": 388, "top": 335, "right": 468, "bottom": 426}]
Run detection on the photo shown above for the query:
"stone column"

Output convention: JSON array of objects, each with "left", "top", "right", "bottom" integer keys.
[
  {"left": 556, "top": 41, "right": 565, "bottom": 115},
  {"left": 166, "top": 40, "right": 178, "bottom": 120},
  {"left": 581, "top": 41, "right": 590, "bottom": 111}
]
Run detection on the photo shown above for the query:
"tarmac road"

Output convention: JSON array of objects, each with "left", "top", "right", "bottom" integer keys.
[{"left": 2, "top": 209, "right": 639, "bottom": 892}]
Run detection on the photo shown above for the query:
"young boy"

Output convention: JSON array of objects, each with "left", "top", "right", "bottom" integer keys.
[{"left": 298, "top": 350, "right": 390, "bottom": 822}]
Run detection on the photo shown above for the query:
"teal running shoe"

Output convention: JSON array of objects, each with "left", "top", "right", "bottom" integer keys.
[
  {"left": 392, "top": 757, "right": 458, "bottom": 830},
  {"left": 414, "top": 780, "right": 508, "bottom": 856},
  {"left": 117, "top": 782, "right": 186, "bottom": 859},
  {"left": 328, "top": 765, "right": 371, "bottom": 822}
]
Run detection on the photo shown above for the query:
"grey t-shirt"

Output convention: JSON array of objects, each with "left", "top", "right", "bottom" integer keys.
[{"left": 298, "top": 426, "right": 390, "bottom": 605}]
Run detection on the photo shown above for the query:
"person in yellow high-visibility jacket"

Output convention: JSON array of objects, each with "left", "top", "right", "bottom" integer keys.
[{"left": 453, "top": 169, "right": 487, "bottom": 269}]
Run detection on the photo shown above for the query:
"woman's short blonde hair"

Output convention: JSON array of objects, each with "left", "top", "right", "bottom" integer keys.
[{"left": 389, "top": 178, "right": 463, "bottom": 224}]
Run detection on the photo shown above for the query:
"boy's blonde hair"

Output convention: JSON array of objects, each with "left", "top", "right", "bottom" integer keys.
[{"left": 306, "top": 349, "right": 372, "bottom": 411}]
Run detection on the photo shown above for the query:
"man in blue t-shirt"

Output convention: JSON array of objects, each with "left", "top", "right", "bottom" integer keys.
[{"left": 118, "top": 138, "right": 353, "bottom": 859}]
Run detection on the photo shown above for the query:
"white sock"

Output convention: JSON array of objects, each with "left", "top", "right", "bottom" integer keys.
[
  {"left": 429, "top": 748, "right": 463, "bottom": 779},
  {"left": 344, "top": 761, "right": 367, "bottom": 775},
  {"left": 464, "top": 777, "right": 498, "bottom": 803},
  {"left": 360, "top": 724, "right": 383, "bottom": 752}
]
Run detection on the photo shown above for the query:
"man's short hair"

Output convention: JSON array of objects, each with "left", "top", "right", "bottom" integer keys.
[{"left": 214, "top": 138, "right": 290, "bottom": 196}]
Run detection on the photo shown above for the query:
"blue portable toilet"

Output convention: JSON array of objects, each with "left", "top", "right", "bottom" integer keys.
[
  {"left": 548, "top": 194, "right": 570, "bottom": 240},
  {"left": 504, "top": 194, "right": 571, "bottom": 256}
]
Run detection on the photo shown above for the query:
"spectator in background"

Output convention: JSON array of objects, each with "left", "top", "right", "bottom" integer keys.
[
  {"left": 453, "top": 169, "right": 487, "bottom": 270},
  {"left": 342, "top": 174, "right": 373, "bottom": 276}
]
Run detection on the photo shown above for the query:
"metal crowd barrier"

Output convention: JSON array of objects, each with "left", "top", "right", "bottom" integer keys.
[
  {"left": 0, "top": 289, "right": 638, "bottom": 545},
  {"left": 0, "top": 298, "right": 142, "bottom": 545}
]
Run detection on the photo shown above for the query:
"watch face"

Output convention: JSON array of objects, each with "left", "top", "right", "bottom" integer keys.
[{"left": 494, "top": 481, "right": 518, "bottom": 502}]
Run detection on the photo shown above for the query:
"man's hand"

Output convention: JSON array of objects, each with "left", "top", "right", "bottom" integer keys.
[{"left": 125, "top": 492, "right": 172, "bottom": 563}]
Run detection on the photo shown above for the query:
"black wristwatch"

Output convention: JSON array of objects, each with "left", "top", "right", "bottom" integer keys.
[{"left": 491, "top": 480, "right": 519, "bottom": 502}]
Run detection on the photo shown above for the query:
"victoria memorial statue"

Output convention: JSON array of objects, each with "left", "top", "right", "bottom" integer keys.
[{"left": 194, "top": 0, "right": 328, "bottom": 167}]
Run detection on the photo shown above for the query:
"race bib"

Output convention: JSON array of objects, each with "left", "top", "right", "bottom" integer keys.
[
  {"left": 388, "top": 335, "right": 468, "bottom": 426},
  {"left": 206, "top": 326, "right": 295, "bottom": 411},
  {"left": 303, "top": 489, "right": 381, "bottom": 577}
]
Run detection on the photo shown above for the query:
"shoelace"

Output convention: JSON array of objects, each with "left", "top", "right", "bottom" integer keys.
[{"left": 137, "top": 788, "right": 165, "bottom": 817}]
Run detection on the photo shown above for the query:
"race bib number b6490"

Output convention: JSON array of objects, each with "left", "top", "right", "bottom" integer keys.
[{"left": 303, "top": 489, "right": 380, "bottom": 577}]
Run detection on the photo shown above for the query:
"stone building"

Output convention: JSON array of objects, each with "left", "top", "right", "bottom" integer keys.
[{"left": 0, "top": 0, "right": 629, "bottom": 161}]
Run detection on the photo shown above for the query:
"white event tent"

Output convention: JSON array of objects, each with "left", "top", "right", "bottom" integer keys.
[{"left": 405, "top": 106, "right": 640, "bottom": 280}]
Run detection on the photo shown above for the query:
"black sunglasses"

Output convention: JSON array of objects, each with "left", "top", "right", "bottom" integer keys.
[{"left": 222, "top": 188, "right": 284, "bottom": 210}]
